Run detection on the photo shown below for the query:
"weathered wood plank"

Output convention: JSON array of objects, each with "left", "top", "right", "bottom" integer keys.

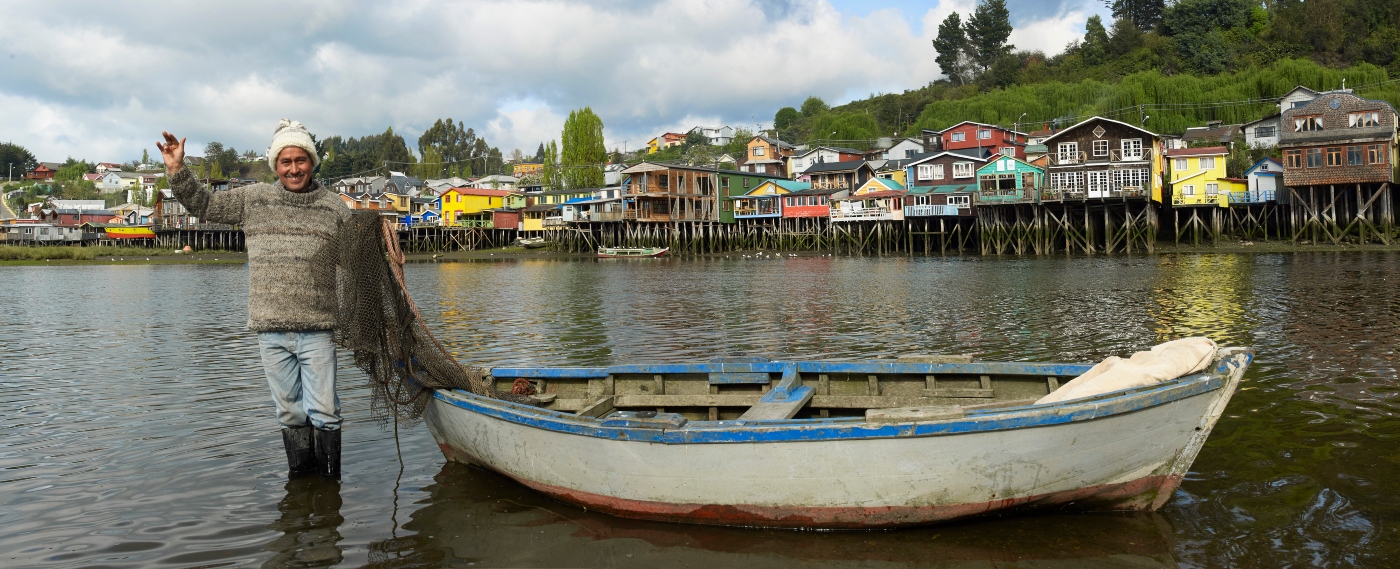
[
  {"left": 923, "top": 388, "right": 995, "bottom": 398},
  {"left": 897, "top": 354, "right": 976, "bottom": 364},
  {"left": 739, "top": 386, "right": 815, "bottom": 420},
  {"left": 708, "top": 372, "right": 771, "bottom": 385},
  {"left": 576, "top": 396, "right": 616, "bottom": 418},
  {"left": 866, "top": 405, "right": 965, "bottom": 423}
]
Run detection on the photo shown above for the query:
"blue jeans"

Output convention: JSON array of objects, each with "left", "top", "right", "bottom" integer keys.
[{"left": 257, "top": 330, "right": 341, "bottom": 431}]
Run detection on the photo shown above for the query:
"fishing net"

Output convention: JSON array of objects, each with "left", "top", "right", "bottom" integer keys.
[{"left": 334, "top": 211, "right": 527, "bottom": 427}]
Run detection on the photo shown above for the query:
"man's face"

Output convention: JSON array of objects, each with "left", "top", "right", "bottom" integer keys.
[{"left": 276, "top": 147, "right": 313, "bottom": 191}]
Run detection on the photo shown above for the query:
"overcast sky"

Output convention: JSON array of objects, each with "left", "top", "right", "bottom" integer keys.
[{"left": 0, "top": 0, "right": 1106, "bottom": 165}]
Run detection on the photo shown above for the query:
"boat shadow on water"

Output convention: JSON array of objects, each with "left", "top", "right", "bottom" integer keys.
[{"left": 359, "top": 461, "right": 1180, "bottom": 568}]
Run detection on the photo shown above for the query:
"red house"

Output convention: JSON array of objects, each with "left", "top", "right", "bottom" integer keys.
[
  {"left": 489, "top": 208, "right": 521, "bottom": 230},
  {"left": 26, "top": 162, "right": 60, "bottom": 181},
  {"left": 41, "top": 208, "right": 117, "bottom": 227},
  {"left": 782, "top": 187, "right": 848, "bottom": 218},
  {"left": 940, "top": 122, "right": 1026, "bottom": 160}
]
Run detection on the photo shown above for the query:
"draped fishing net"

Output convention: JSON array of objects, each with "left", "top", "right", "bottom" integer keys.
[{"left": 334, "top": 211, "right": 527, "bottom": 427}]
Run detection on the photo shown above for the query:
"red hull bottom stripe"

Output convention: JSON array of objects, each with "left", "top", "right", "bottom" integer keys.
[{"left": 439, "top": 443, "right": 1183, "bottom": 529}]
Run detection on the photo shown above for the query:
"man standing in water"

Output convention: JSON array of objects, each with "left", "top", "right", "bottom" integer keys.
[{"left": 158, "top": 120, "right": 352, "bottom": 478}]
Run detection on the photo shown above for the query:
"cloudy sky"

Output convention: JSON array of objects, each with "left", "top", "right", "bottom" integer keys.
[{"left": 0, "top": 0, "right": 1106, "bottom": 165}]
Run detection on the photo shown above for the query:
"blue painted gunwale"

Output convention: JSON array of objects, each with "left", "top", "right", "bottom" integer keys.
[
  {"left": 490, "top": 361, "right": 1097, "bottom": 379},
  {"left": 430, "top": 357, "right": 1247, "bottom": 445}
]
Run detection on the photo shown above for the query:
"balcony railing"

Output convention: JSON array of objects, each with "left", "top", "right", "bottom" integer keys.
[
  {"left": 1047, "top": 148, "right": 1153, "bottom": 166},
  {"left": 734, "top": 207, "right": 781, "bottom": 216},
  {"left": 977, "top": 189, "right": 1031, "bottom": 203},
  {"left": 1228, "top": 190, "right": 1276, "bottom": 204},
  {"left": 446, "top": 219, "right": 494, "bottom": 228},
  {"left": 904, "top": 204, "right": 962, "bottom": 217},
  {"left": 542, "top": 217, "right": 566, "bottom": 227},
  {"left": 830, "top": 207, "right": 894, "bottom": 221},
  {"left": 811, "top": 180, "right": 851, "bottom": 191},
  {"left": 592, "top": 210, "right": 631, "bottom": 222},
  {"left": 1172, "top": 193, "right": 1229, "bottom": 207}
]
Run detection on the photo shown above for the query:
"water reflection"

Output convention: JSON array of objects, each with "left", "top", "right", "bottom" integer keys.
[
  {"left": 364, "top": 462, "right": 1178, "bottom": 568},
  {"left": 263, "top": 478, "right": 345, "bottom": 568}
]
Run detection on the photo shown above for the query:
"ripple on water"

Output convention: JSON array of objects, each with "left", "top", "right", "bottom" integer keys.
[{"left": 3, "top": 254, "right": 1400, "bottom": 566}]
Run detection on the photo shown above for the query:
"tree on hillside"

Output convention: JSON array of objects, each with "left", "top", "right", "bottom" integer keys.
[
  {"left": 1082, "top": 15, "right": 1110, "bottom": 65},
  {"left": 141, "top": 149, "right": 150, "bottom": 165},
  {"left": 541, "top": 140, "right": 561, "bottom": 191},
  {"left": 933, "top": 12, "right": 971, "bottom": 85},
  {"left": 534, "top": 143, "right": 546, "bottom": 162},
  {"left": 1107, "top": 17, "right": 1145, "bottom": 58},
  {"left": 1163, "top": 0, "right": 1253, "bottom": 73},
  {"left": 774, "top": 107, "right": 800, "bottom": 131},
  {"left": 685, "top": 129, "right": 708, "bottom": 146},
  {"left": 561, "top": 107, "right": 606, "bottom": 189},
  {"left": 967, "top": 0, "right": 1014, "bottom": 72},
  {"left": 55, "top": 161, "right": 91, "bottom": 182},
  {"left": 801, "top": 96, "right": 830, "bottom": 117},
  {"left": 1108, "top": 0, "right": 1165, "bottom": 31},
  {"left": 0, "top": 143, "right": 37, "bottom": 180}
]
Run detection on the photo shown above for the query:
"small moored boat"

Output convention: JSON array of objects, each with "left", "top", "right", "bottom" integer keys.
[
  {"left": 597, "top": 246, "right": 669, "bottom": 258},
  {"left": 513, "top": 236, "right": 546, "bottom": 249},
  {"left": 423, "top": 346, "right": 1253, "bottom": 529}
]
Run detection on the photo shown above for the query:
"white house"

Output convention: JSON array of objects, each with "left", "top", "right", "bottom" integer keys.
[
  {"left": 1242, "top": 114, "right": 1280, "bottom": 148},
  {"left": 469, "top": 174, "right": 518, "bottom": 191},
  {"left": 97, "top": 172, "right": 125, "bottom": 194},
  {"left": 882, "top": 138, "right": 926, "bottom": 160},
  {"left": 690, "top": 125, "right": 735, "bottom": 146},
  {"left": 1244, "top": 157, "right": 1284, "bottom": 203}
]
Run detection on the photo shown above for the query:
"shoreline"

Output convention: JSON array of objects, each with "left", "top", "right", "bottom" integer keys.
[{"left": 4, "top": 241, "right": 1400, "bottom": 266}]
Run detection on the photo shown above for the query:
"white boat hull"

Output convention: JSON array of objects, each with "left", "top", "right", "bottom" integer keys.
[{"left": 423, "top": 351, "right": 1249, "bottom": 528}]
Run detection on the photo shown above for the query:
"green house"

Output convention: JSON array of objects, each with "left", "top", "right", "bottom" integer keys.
[
  {"left": 975, "top": 156, "right": 1044, "bottom": 204},
  {"left": 715, "top": 170, "right": 790, "bottom": 223}
]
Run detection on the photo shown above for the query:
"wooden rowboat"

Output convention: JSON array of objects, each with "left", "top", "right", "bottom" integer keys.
[
  {"left": 423, "top": 348, "right": 1253, "bottom": 529},
  {"left": 597, "top": 246, "right": 669, "bottom": 258}
]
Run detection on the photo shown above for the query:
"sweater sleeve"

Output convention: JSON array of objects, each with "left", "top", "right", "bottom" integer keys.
[{"left": 168, "top": 167, "right": 246, "bottom": 225}]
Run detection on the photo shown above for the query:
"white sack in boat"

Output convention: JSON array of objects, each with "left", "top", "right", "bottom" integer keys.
[{"left": 1035, "top": 337, "right": 1218, "bottom": 405}]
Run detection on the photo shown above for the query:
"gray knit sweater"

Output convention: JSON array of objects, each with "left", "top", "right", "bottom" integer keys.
[{"left": 169, "top": 167, "right": 352, "bottom": 332}]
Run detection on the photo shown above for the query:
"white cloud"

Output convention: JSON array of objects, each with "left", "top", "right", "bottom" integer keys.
[{"left": 0, "top": 0, "right": 1095, "bottom": 164}]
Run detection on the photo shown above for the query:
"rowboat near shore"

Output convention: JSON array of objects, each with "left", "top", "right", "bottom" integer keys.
[
  {"left": 422, "top": 342, "right": 1251, "bottom": 529},
  {"left": 597, "top": 246, "right": 669, "bottom": 258}
]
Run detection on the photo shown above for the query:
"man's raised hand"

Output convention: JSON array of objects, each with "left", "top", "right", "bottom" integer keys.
[{"left": 157, "top": 132, "right": 186, "bottom": 174}]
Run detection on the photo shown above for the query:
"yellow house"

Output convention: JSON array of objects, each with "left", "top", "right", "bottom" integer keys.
[
  {"left": 438, "top": 187, "right": 511, "bottom": 226},
  {"left": 513, "top": 162, "right": 543, "bottom": 178},
  {"left": 647, "top": 137, "right": 660, "bottom": 154},
  {"left": 1166, "top": 147, "right": 1234, "bottom": 207}
]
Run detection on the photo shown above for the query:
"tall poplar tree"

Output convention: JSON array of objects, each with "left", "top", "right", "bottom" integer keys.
[
  {"left": 542, "top": 140, "right": 561, "bottom": 191},
  {"left": 933, "top": 13, "right": 970, "bottom": 85},
  {"left": 560, "top": 107, "right": 606, "bottom": 189},
  {"left": 966, "top": 0, "right": 1014, "bottom": 72}
]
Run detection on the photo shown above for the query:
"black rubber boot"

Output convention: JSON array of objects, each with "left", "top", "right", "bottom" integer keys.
[
  {"left": 314, "top": 428, "right": 341, "bottom": 479},
  {"left": 281, "top": 426, "right": 316, "bottom": 476}
]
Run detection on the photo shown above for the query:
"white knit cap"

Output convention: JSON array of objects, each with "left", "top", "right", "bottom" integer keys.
[{"left": 267, "top": 119, "right": 320, "bottom": 169}]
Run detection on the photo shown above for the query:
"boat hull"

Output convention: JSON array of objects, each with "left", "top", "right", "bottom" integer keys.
[{"left": 424, "top": 352, "right": 1248, "bottom": 529}]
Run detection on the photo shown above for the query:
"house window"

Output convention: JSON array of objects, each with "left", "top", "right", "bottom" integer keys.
[
  {"left": 1206, "top": 183, "right": 1218, "bottom": 195},
  {"left": 1120, "top": 139, "right": 1143, "bottom": 160},
  {"left": 1181, "top": 185, "right": 1195, "bottom": 196},
  {"left": 951, "top": 132, "right": 966, "bottom": 142},
  {"left": 917, "top": 165, "right": 933, "bottom": 180},
  {"left": 947, "top": 195, "right": 971, "bottom": 208},
  {"left": 978, "top": 129, "right": 991, "bottom": 140},
  {"left": 1057, "top": 142, "right": 1079, "bottom": 164},
  {"left": 933, "top": 164, "right": 944, "bottom": 179},
  {"left": 1306, "top": 148, "right": 1323, "bottom": 168},
  {"left": 1200, "top": 157, "right": 1216, "bottom": 169},
  {"left": 1349, "top": 112, "right": 1380, "bottom": 127},
  {"left": 953, "top": 162, "right": 973, "bottom": 178},
  {"left": 1326, "top": 147, "right": 1342, "bottom": 167},
  {"left": 1175, "top": 158, "right": 1188, "bottom": 170},
  {"left": 1000, "top": 147, "right": 1014, "bottom": 156},
  {"left": 753, "top": 146, "right": 765, "bottom": 157},
  {"left": 1348, "top": 146, "right": 1365, "bottom": 166},
  {"left": 1285, "top": 150, "right": 1302, "bottom": 168},
  {"left": 721, "top": 177, "right": 729, "bottom": 190},
  {"left": 1295, "top": 116, "right": 1323, "bottom": 132},
  {"left": 1370, "top": 144, "right": 1387, "bottom": 164},
  {"left": 1255, "top": 126, "right": 1276, "bottom": 138},
  {"left": 1093, "top": 140, "right": 1109, "bottom": 157}
]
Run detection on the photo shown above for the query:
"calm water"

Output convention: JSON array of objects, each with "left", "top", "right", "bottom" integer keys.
[{"left": 2, "top": 253, "right": 1398, "bottom": 568}]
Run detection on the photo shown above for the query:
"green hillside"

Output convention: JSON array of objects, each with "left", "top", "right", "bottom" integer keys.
[{"left": 776, "top": 0, "right": 1400, "bottom": 144}]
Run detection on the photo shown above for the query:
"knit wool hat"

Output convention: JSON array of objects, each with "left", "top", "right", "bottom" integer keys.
[{"left": 267, "top": 119, "right": 320, "bottom": 170}]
